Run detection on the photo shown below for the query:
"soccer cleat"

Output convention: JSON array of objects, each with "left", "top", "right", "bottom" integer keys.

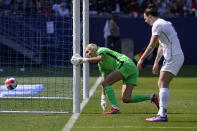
[
  {"left": 104, "top": 107, "right": 120, "bottom": 114},
  {"left": 146, "top": 115, "right": 168, "bottom": 122},
  {"left": 151, "top": 93, "right": 159, "bottom": 109}
]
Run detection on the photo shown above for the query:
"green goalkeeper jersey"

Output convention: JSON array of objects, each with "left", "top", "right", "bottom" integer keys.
[{"left": 97, "top": 47, "right": 136, "bottom": 76}]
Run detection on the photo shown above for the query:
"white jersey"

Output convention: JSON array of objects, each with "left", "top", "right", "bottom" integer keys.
[{"left": 152, "top": 18, "right": 183, "bottom": 60}]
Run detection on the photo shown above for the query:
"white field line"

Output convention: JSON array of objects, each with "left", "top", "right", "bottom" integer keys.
[
  {"left": 133, "top": 90, "right": 197, "bottom": 93},
  {"left": 62, "top": 77, "right": 102, "bottom": 131},
  {"left": 74, "top": 126, "right": 197, "bottom": 129}
]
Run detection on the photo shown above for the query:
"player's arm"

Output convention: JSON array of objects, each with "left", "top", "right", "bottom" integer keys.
[
  {"left": 101, "top": 75, "right": 107, "bottom": 111},
  {"left": 71, "top": 54, "right": 104, "bottom": 65},
  {"left": 98, "top": 65, "right": 107, "bottom": 96},
  {"left": 152, "top": 45, "right": 163, "bottom": 75},
  {"left": 87, "top": 54, "right": 104, "bottom": 63},
  {"left": 137, "top": 35, "right": 158, "bottom": 70},
  {"left": 101, "top": 75, "right": 106, "bottom": 95},
  {"left": 154, "top": 45, "right": 163, "bottom": 65},
  {"left": 141, "top": 35, "right": 158, "bottom": 61}
]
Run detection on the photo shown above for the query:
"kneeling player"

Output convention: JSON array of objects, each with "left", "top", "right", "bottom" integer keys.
[{"left": 71, "top": 43, "right": 159, "bottom": 114}]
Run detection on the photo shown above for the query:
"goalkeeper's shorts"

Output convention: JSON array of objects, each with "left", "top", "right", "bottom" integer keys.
[
  {"left": 116, "top": 60, "right": 139, "bottom": 86},
  {"left": 161, "top": 54, "right": 184, "bottom": 76}
]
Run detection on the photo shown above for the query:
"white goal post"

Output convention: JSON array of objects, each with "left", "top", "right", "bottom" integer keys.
[
  {"left": 73, "top": 0, "right": 81, "bottom": 113},
  {"left": 83, "top": 0, "right": 90, "bottom": 100},
  {"left": 73, "top": 0, "right": 90, "bottom": 113}
]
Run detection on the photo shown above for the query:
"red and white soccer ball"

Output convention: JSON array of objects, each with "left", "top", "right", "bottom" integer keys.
[{"left": 5, "top": 77, "right": 18, "bottom": 90}]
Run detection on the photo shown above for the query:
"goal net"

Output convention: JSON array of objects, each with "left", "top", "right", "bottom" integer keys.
[{"left": 0, "top": 0, "right": 75, "bottom": 113}]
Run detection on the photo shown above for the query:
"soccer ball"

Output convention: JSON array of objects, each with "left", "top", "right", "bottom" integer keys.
[{"left": 5, "top": 77, "right": 18, "bottom": 90}]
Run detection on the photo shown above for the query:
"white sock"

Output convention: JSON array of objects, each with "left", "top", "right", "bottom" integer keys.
[{"left": 157, "top": 88, "right": 169, "bottom": 117}]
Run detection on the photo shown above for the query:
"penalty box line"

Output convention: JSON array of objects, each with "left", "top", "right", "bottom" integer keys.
[{"left": 62, "top": 76, "right": 102, "bottom": 131}]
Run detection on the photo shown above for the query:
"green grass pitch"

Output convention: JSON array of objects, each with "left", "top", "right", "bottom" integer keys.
[
  {"left": 0, "top": 66, "right": 196, "bottom": 131},
  {"left": 73, "top": 77, "right": 197, "bottom": 131}
]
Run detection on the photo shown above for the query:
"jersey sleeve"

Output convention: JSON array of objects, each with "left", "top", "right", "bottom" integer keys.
[
  {"left": 152, "top": 24, "right": 161, "bottom": 36},
  {"left": 97, "top": 48, "right": 106, "bottom": 56}
]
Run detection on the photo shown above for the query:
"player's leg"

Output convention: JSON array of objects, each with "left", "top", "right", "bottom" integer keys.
[
  {"left": 122, "top": 84, "right": 151, "bottom": 103},
  {"left": 157, "top": 71, "right": 174, "bottom": 116},
  {"left": 122, "top": 69, "right": 159, "bottom": 107},
  {"left": 122, "top": 83, "right": 152, "bottom": 103},
  {"left": 146, "top": 54, "right": 184, "bottom": 122},
  {"left": 121, "top": 84, "right": 133, "bottom": 103},
  {"left": 121, "top": 84, "right": 158, "bottom": 107},
  {"left": 102, "top": 70, "right": 123, "bottom": 114},
  {"left": 146, "top": 71, "right": 173, "bottom": 122}
]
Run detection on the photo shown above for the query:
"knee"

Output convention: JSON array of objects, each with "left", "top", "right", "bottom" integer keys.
[
  {"left": 102, "top": 81, "right": 110, "bottom": 87},
  {"left": 158, "top": 81, "right": 161, "bottom": 88},
  {"left": 102, "top": 82, "right": 106, "bottom": 87},
  {"left": 158, "top": 80, "right": 168, "bottom": 88},
  {"left": 122, "top": 97, "right": 131, "bottom": 103}
]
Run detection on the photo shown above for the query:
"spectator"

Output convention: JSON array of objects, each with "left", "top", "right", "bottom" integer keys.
[
  {"left": 58, "top": 3, "right": 70, "bottom": 17},
  {"left": 191, "top": 0, "right": 197, "bottom": 16},
  {"left": 97, "top": 0, "right": 109, "bottom": 15},
  {"left": 128, "top": 0, "right": 140, "bottom": 17},
  {"left": 112, "top": 0, "right": 121, "bottom": 14},
  {"left": 40, "top": 1, "right": 53, "bottom": 17},
  {"left": 52, "top": 1, "right": 71, "bottom": 17},
  {"left": 89, "top": 0, "right": 98, "bottom": 15},
  {"left": 174, "top": 0, "right": 184, "bottom": 16},
  {"left": 23, "top": 0, "right": 37, "bottom": 16},
  {"left": 104, "top": 19, "right": 111, "bottom": 47},
  {"left": 162, "top": 4, "right": 174, "bottom": 17},
  {"left": 1, "top": 0, "right": 13, "bottom": 15},
  {"left": 107, "top": 13, "right": 120, "bottom": 52},
  {"left": 14, "top": 0, "right": 24, "bottom": 16},
  {"left": 119, "top": 0, "right": 130, "bottom": 14},
  {"left": 1, "top": 0, "right": 197, "bottom": 18},
  {"left": 3, "top": 0, "right": 12, "bottom": 10},
  {"left": 158, "top": 0, "right": 167, "bottom": 16},
  {"left": 182, "top": 1, "right": 191, "bottom": 16},
  {"left": 0, "top": 0, "right": 3, "bottom": 9}
]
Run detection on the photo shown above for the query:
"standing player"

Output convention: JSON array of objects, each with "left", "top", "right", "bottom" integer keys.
[
  {"left": 71, "top": 43, "right": 159, "bottom": 114},
  {"left": 137, "top": 5, "right": 184, "bottom": 121}
]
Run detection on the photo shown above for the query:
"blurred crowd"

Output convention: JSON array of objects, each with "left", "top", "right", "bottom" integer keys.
[
  {"left": 90, "top": 0, "right": 197, "bottom": 17},
  {"left": 0, "top": 0, "right": 196, "bottom": 17},
  {"left": 0, "top": 0, "right": 72, "bottom": 17}
]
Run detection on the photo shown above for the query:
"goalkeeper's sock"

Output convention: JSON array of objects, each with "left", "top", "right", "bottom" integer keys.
[
  {"left": 158, "top": 88, "right": 169, "bottom": 117},
  {"left": 131, "top": 94, "right": 151, "bottom": 103},
  {"left": 104, "top": 85, "right": 118, "bottom": 108}
]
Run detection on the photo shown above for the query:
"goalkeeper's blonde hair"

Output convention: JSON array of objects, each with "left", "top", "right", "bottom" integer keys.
[{"left": 86, "top": 43, "right": 99, "bottom": 53}]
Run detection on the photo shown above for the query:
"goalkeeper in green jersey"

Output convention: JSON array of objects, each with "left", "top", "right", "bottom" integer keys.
[{"left": 71, "top": 43, "right": 159, "bottom": 114}]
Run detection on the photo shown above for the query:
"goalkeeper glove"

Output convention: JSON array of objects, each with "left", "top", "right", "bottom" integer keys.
[
  {"left": 71, "top": 54, "right": 88, "bottom": 65},
  {"left": 101, "top": 94, "right": 107, "bottom": 111}
]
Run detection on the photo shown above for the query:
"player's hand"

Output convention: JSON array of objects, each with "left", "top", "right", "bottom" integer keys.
[
  {"left": 71, "top": 54, "right": 83, "bottom": 65},
  {"left": 152, "top": 64, "right": 159, "bottom": 75},
  {"left": 101, "top": 95, "right": 107, "bottom": 111},
  {"left": 101, "top": 100, "right": 107, "bottom": 111},
  {"left": 137, "top": 59, "right": 143, "bottom": 70}
]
